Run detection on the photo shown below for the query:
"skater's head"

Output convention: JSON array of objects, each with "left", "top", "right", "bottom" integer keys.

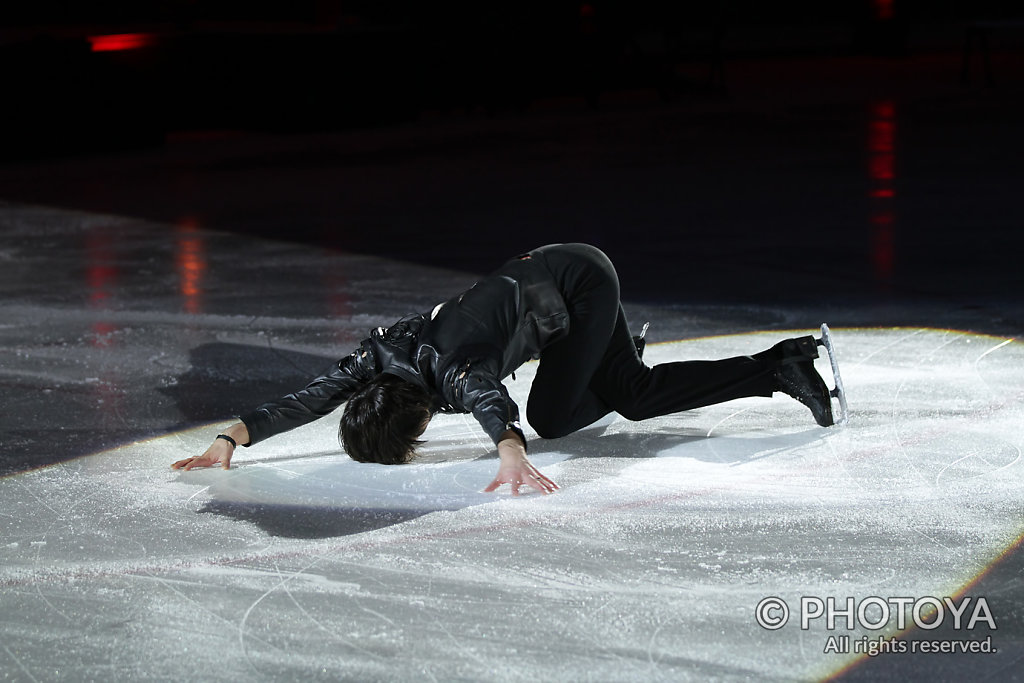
[{"left": 340, "top": 373, "right": 433, "bottom": 465}]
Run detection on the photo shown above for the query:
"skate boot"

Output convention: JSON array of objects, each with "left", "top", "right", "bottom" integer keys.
[
  {"left": 758, "top": 335, "right": 835, "bottom": 427},
  {"left": 755, "top": 335, "right": 819, "bottom": 364},
  {"left": 758, "top": 325, "right": 848, "bottom": 427},
  {"left": 776, "top": 352, "right": 835, "bottom": 427}
]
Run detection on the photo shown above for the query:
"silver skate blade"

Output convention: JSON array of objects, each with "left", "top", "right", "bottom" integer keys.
[{"left": 819, "top": 323, "right": 849, "bottom": 425}]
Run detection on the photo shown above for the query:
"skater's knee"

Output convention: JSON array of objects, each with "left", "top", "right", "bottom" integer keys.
[
  {"left": 534, "top": 421, "right": 574, "bottom": 440},
  {"left": 526, "top": 408, "right": 573, "bottom": 440},
  {"left": 535, "top": 424, "right": 572, "bottom": 440}
]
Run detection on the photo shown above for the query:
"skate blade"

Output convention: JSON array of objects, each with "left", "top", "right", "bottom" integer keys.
[{"left": 818, "top": 323, "right": 849, "bottom": 426}]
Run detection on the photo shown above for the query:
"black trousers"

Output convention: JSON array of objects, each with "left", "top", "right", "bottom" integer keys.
[{"left": 526, "top": 244, "right": 777, "bottom": 439}]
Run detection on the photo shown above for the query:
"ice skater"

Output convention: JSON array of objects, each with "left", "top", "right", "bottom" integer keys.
[{"left": 172, "top": 243, "right": 845, "bottom": 494}]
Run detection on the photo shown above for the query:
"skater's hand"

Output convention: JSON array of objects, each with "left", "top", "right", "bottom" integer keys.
[
  {"left": 172, "top": 440, "right": 233, "bottom": 471},
  {"left": 484, "top": 433, "right": 559, "bottom": 496},
  {"left": 172, "top": 423, "right": 248, "bottom": 471}
]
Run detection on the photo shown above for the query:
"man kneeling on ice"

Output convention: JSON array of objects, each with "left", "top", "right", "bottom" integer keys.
[{"left": 173, "top": 244, "right": 845, "bottom": 494}]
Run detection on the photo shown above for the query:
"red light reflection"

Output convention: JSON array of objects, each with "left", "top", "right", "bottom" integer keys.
[
  {"left": 176, "top": 219, "right": 206, "bottom": 314},
  {"left": 83, "top": 225, "right": 125, "bottom": 419},
  {"left": 869, "top": 153, "right": 894, "bottom": 181},
  {"left": 86, "top": 226, "right": 118, "bottom": 347},
  {"left": 88, "top": 33, "right": 156, "bottom": 53},
  {"left": 873, "top": 0, "right": 894, "bottom": 21},
  {"left": 323, "top": 248, "right": 353, "bottom": 342},
  {"left": 869, "top": 120, "right": 894, "bottom": 153},
  {"left": 872, "top": 100, "right": 895, "bottom": 119},
  {"left": 868, "top": 100, "right": 897, "bottom": 283}
]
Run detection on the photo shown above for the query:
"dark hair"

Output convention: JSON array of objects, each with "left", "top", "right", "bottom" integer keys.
[{"left": 340, "top": 374, "right": 433, "bottom": 465}]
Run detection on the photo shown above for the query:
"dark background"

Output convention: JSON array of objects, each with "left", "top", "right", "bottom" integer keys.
[
  {"left": 2, "top": 0, "right": 1023, "bottom": 305},
  {"left": 3, "top": 0, "right": 1019, "bottom": 155}
]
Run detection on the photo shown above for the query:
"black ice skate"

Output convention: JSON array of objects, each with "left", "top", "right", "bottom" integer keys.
[{"left": 765, "top": 324, "right": 848, "bottom": 427}]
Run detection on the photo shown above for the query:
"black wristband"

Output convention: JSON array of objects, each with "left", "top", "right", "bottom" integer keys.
[{"left": 216, "top": 434, "right": 237, "bottom": 448}]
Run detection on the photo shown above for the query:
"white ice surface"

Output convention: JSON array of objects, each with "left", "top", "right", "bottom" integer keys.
[{"left": 2, "top": 329, "right": 1023, "bottom": 682}]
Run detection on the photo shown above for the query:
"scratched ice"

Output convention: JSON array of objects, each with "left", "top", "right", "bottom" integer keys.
[{"left": 2, "top": 330, "right": 1023, "bottom": 681}]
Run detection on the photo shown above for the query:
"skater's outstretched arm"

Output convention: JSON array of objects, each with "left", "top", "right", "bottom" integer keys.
[
  {"left": 241, "top": 347, "right": 377, "bottom": 446},
  {"left": 483, "top": 430, "right": 559, "bottom": 495},
  {"left": 172, "top": 422, "right": 249, "bottom": 471},
  {"left": 170, "top": 344, "right": 378, "bottom": 471}
]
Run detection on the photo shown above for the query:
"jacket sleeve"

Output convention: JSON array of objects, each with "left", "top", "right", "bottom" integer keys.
[
  {"left": 464, "top": 374, "right": 527, "bottom": 450},
  {"left": 238, "top": 343, "right": 377, "bottom": 446},
  {"left": 444, "top": 354, "right": 527, "bottom": 450}
]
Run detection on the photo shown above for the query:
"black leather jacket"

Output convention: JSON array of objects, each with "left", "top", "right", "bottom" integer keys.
[{"left": 239, "top": 248, "right": 571, "bottom": 450}]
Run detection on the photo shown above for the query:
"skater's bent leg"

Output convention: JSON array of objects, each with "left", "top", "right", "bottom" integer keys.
[
  {"left": 526, "top": 242, "right": 784, "bottom": 436},
  {"left": 526, "top": 246, "right": 622, "bottom": 438},
  {"left": 588, "top": 308, "right": 778, "bottom": 421},
  {"left": 530, "top": 305, "right": 779, "bottom": 435},
  {"left": 605, "top": 356, "right": 777, "bottom": 420}
]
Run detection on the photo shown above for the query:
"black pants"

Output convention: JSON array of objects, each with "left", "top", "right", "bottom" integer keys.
[{"left": 526, "top": 243, "right": 777, "bottom": 439}]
